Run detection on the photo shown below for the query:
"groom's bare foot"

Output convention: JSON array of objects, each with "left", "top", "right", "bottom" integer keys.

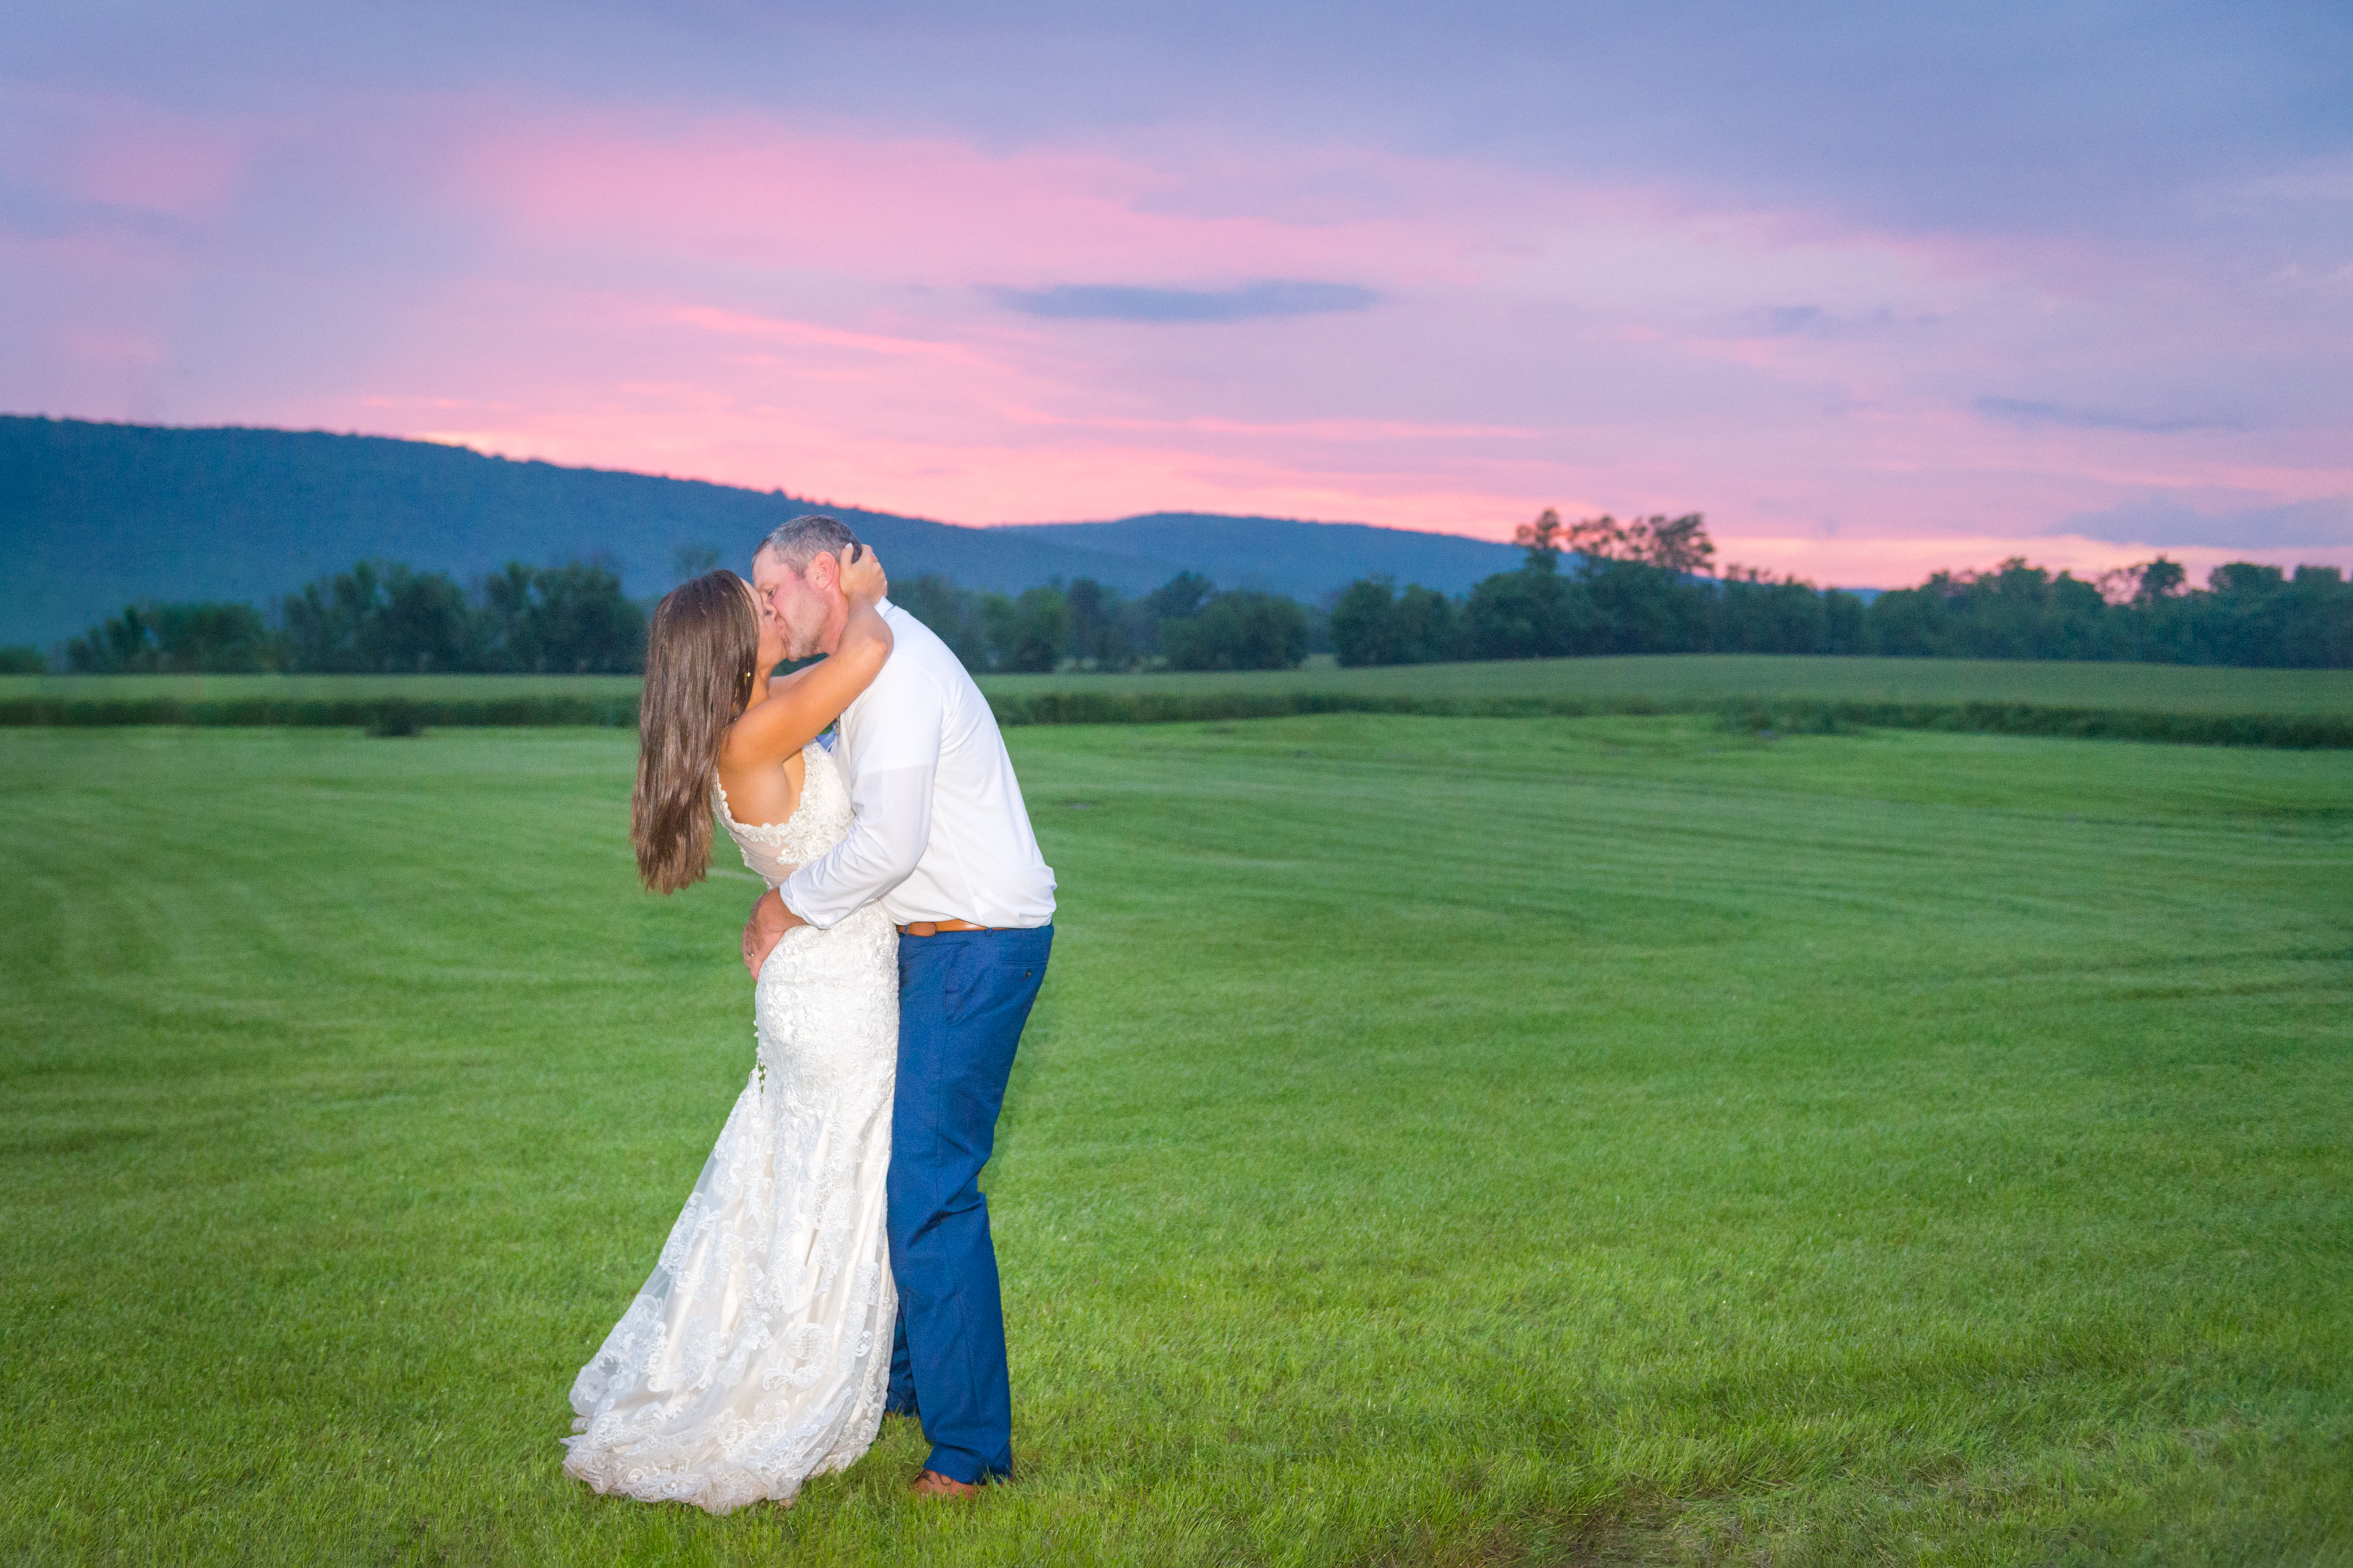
[{"left": 910, "top": 1470, "right": 980, "bottom": 1499}]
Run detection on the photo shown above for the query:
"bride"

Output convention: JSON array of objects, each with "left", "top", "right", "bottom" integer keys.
[{"left": 563, "top": 546, "right": 900, "bottom": 1514}]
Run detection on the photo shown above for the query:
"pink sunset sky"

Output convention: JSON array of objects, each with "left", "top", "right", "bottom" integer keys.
[{"left": 5, "top": 1, "right": 2350, "bottom": 588}]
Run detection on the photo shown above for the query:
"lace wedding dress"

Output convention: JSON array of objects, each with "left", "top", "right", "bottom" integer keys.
[{"left": 563, "top": 741, "right": 900, "bottom": 1514}]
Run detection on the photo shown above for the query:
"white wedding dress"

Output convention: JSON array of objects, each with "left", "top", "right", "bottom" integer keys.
[{"left": 563, "top": 741, "right": 900, "bottom": 1514}]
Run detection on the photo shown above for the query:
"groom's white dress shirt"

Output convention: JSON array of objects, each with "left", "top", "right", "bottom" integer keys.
[{"left": 779, "top": 600, "right": 1057, "bottom": 931}]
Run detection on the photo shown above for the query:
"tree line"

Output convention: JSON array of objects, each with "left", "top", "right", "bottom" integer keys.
[
  {"left": 1330, "top": 510, "right": 2353, "bottom": 669},
  {"left": 894, "top": 573, "right": 1309, "bottom": 673},
  {"left": 26, "top": 561, "right": 1315, "bottom": 676},
  {"left": 50, "top": 559, "right": 649, "bottom": 675},
  {"left": 15, "top": 513, "right": 2348, "bottom": 677}
]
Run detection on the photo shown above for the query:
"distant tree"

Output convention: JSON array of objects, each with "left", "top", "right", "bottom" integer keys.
[
  {"left": 2284, "top": 565, "right": 2353, "bottom": 668},
  {"left": 372, "top": 566, "right": 475, "bottom": 672},
  {"left": 476, "top": 561, "right": 541, "bottom": 671},
  {"left": 2192, "top": 562, "right": 2296, "bottom": 669},
  {"left": 64, "top": 600, "right": 276, "bottom": 673},
  {"left": 895, "top": 575, "right": 992, "bottom": 671},
  {"left": 275, "top": 556, "right": 643, "bottom": 673},
  {"left": 522, "top": 559, "right": 646, "bottom": 673},
  {"left": 0, "top": 645, "right": 45, "bottom": 674},
  {"left": 1700, "top": 567, "right": 1869, "bottom": 655},
  {"left": 984, "top": 585, "right": 1071, "bottom": 673},
  {"left": 1714, "top": 569, "right": 1830, "bottom": 653},
  {"left": 1513, "top": 509, "right": 1566, "bottom": 570},
  {"left": 1330, "top": 577, "right": 1465, "bottom": 666},
  {"left": 1844, "top": 553, "right": 2353, "bottom": 667},
  {"left": 1162, "top": 590, "right": 1310, "bottom": 670},
  {"left": 1558, "top": 511, "right": 1716, "bottom": 575},
  {"left": 1634, "top": 513, "right": 1715, "bottom": 575},
  {"left": 1864, "top": 559, "right": 2118, "bottom": 663},
  {"left": 151, "top": 602, "right": 274, "bottom": 672},
  {"left": 279, "top": 563, "right": 387, "bottom": 672},
  {"left": 1822, "top": 587, "right": 1870, "bottom": 655},
  {"left": 2207, "top": 563, "right": 2286, "bottom": 595},
  {"left": 66, "top": 606, "right": 161, "bottom": 673},
  {"left": 1390, "top": 585, "right": 1464, "bottom": 663},
  {"left": 1513, "top": 507, "right": 1717, "bottom": 579},
  {"left": 2097, "top": 556, "right": 2189, "bottom": 608},
  {"left": 1329, "top": 577, "right": 1400, "bottom": 666},
  {"left": 1143, "top": 571, "right": 1214, "bottom": 621},
  {"left": 1464, "top": 559, "right": 1579, "bottom": 659},
  {"left": 1115, "top": 571, "right": 1218, "bottom": 661},
  {"left": 1576, "top": 559, "right": 1713, "bottom": 653},
  {"left": 2136, "top": 557, "right": 2190, "bottom": 604},
  {"left": 1066, "top": 578, "right": 1137, "bottom": 667},
  {"left": 278, "top": 561, "right": 480, "bottom": 672},
  {"left": 1858, "top": 575, "right": 1947, "bottom": 657}
]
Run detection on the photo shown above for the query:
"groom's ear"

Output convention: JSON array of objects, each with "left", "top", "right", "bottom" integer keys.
[{"left": 806, "top": 550, "right": 843, "bottom": 593}]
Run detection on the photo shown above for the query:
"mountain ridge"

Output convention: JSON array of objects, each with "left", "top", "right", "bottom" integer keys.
[{"left": 1, "top": 416, "right": 1525, "bottom": 646}]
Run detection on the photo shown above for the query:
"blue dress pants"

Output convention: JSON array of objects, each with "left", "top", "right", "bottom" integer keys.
[{"left": 883, "top": 924, "right": 1052, "bottom": 1483}]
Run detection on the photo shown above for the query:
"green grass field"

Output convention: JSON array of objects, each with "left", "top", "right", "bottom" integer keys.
[
  {"left": 3, "top": 718, "right": 2349, "bottom": 1565},
  {"left": 982, "top": 654, "right": 2353, "bottom": 716},
  {"left": 0, "top": 672, "right": 647, "bottom": 702},
  {"left": 10, "top": 654, "right": 2353, "bottom": 716}
]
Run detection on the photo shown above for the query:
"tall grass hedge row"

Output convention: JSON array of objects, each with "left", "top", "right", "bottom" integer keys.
[{"left": 5, "top": 690, "right": 2350, "bottom": 747}]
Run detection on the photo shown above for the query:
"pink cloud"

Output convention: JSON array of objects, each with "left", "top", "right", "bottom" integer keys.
[
  {"left": 75, "top": 133, "right": 243, "bottom": 219},
  {"left": 453, "top": 119, "right": 1449, "bottom": 282},
  {"left": 0, "top": 87, "right": 247, "bottom": 218},
  {"left": 9, "top": 93, "right": 2348, "bottom": 585}
]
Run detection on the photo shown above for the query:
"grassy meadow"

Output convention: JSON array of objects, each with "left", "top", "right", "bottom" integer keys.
[
  {"left": 9, "top": 653, "right": 2353, "bottom": 716},
  {"left": 982, "top": 653, "right": 2353, "bottom": 716},
  {"left": 0, "top": 671, "right": 646, "bottom": 703},
  {"left": 2, "top": 715, "right": 2349, "bottom": 1565}
]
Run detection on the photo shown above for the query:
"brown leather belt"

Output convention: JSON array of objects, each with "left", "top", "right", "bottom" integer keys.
[{"left": 898, "top": 919, "right": 990, "bottom": 937}]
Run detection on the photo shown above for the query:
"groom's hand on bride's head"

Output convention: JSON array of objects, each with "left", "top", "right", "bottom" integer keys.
[{"left": 742, "top": 888, "right": 806, "bottom": 977}]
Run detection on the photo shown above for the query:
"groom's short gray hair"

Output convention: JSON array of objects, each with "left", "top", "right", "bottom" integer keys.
[{"left": 758, "top": 514, "right": 863, "bottom": 575}]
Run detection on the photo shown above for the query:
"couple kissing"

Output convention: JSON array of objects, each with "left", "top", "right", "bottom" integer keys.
[{"left": 562, "top": 514, "right": 1058, "bottom": 1511}]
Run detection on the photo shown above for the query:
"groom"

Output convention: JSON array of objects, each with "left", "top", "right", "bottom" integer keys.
[{"left": 740, "top": 515, "right": 1058, "bottom": 1498}]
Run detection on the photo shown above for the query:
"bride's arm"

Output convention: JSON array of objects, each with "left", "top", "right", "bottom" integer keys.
[{"left": 725, "top": 548, "right": 893, "bottom": 764}]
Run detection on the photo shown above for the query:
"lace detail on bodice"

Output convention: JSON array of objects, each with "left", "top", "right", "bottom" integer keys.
[{"left": 715, "top": 741, "right": 854, "bottom": 888}]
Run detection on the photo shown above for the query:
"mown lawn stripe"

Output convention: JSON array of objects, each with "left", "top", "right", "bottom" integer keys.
[{"left": 2, "top": 718, "right": 2346, "bottom": 1565}]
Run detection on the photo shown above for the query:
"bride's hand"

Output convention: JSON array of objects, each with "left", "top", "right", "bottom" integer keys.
[{"left": 838, "top": 544, "right": 887, "bottom": 607}]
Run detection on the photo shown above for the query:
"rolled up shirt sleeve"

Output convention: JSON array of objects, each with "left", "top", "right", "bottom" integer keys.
[{"left": 778, "top": 761, "right": 934, "bottom": 928}]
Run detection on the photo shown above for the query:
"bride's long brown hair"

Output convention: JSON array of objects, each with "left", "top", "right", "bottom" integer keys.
[{"left": 633, "top": 571, "right": 758, "bottom": 893}]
